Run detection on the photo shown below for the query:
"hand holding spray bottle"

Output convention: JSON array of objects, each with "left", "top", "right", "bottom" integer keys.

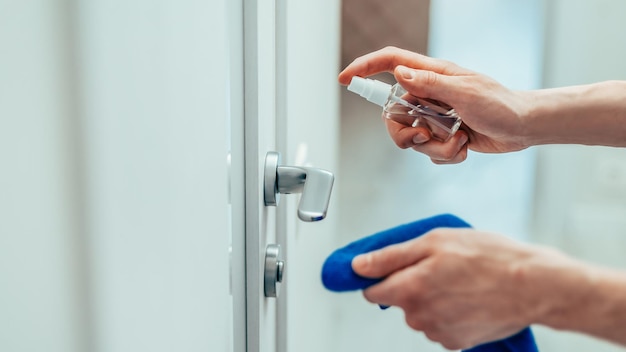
[{"left": 347, "top": 76, "right": 462, "bottom": 142}]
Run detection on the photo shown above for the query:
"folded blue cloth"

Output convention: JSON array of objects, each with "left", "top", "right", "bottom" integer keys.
[
  {"left": 468, "top": 328, "right": 537, "bottom": 352},
  {"left": 321, "top": 214, "right": 538, "bottom": 352}
]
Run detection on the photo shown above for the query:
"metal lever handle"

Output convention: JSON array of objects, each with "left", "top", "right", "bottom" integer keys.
[{"left": 264, "top": 151, "right": 334, "bottom": 221}]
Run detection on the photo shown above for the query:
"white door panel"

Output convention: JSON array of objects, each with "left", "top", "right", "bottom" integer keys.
[
  {"left": 279, "top": 2, "right": 341, "bottom": 352},
  {"left": 78, "top": 1, "right": 232, "bottom": 351},
  {"left": 241, "top": 0, "right": 340, "bottom": 351}
]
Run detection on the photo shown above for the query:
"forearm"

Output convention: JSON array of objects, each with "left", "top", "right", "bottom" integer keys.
[
  {"left": 522, "top": 80, "right": 626, "bottom": 147},
  {"left": 525, "top": 249, "right": 626, "bottom": 345},
  {"left": 547, "top": 265, "right": 626, "bottom": 345}
]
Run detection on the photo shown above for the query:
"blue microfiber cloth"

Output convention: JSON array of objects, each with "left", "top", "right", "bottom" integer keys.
[{"left": 321, "top": 214, "right": 538, "bottom": 352}]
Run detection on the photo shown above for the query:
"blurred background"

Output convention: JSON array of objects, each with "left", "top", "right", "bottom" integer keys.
[
  {"left": 337, "top": 0, "right": 626, "bottom": 351},
  {"left": 2, "top": 0, "right": 626, "bottom": 351}
]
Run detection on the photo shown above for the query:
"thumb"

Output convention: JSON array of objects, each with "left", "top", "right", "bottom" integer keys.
[
  {"left": 352, "top": 237, "right": 432, "bottom": 279},
  {"left": 394, "top": 65, "right": 455, "bottom": 102}
]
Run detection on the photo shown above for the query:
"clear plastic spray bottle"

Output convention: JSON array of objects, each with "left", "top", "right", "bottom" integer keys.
[{"left": 347, "top": 76, "right": 462, "bottom": 142}]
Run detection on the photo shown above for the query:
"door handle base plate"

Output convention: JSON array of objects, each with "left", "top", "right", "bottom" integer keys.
[{"left": 264, "top": 244, "right": 284, "bottom": 298}]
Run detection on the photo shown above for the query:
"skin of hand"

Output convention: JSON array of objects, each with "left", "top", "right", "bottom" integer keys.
[
  {"left": 351, "top": 228, "right": 626, "bottom": 350},
  {"left": 340, "top": 47, "right": 626, "bottom": 162},
  {"left": 338, "top": 46, "right": 533, "bottom": 164}
]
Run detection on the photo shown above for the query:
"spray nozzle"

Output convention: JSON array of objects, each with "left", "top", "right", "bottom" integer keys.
[{"left": 347, "top": 76, "right": 392, "bottom": 107}]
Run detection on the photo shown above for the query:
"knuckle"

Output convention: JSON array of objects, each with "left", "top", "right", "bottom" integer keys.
[
  {"left": 456, "top": 148, "right": 468, "bottom": 162},
  {"left": 432, "top": 158, "right": 457, "bottom": 165},
  {"left": 394, "top": 139, "right": 411, "bottom": 149},
  {"left": 362, "top": 289, "right": 377, "bottom": 304},
  {"left": 425, "top": 146, "right": 460, "bottom": 163},
  {"left": 423, "top": 329, "right": 443, "bottom": 344},
  {"left": 423, "top": 255, "right": 444, "bottom": 274},
  {"left": 424, "top": 228, "right": 447, "bottom": 243},
  {"left": 381, "top": 45, "right": 400, "bottom": 54},
  {"left": 386, "top": 122, "right": 415, "bottom": 149},
  {"left": 394, "top": 279, "right": 427, "bottom": 309},
  {"left": 423, "top": 70, "right": 439, "bottom": 87},
  {"left": 439, "top": 146, "right": 458, "bottom": 161},
  {"left": 411, "top": 145, "right": 441, "bottom": 160},
  {"left": 391, "top": 135, "right": 413, "bottom": 149},
  {"left": 404, "top": 313, "right": 426, "bottom": 331},
  {"left": 438, "top": 59, "right": 460, "bottom": 75},
  {"left": 394, "top": 291, "right": 413, "bottom": 308}
]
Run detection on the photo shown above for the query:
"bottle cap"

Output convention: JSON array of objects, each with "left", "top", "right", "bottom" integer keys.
[{"left": 347, "top": 76, "right": 391, "bottom": 107}]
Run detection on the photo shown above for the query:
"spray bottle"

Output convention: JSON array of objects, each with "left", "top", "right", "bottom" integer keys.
[{"left": 347, "top": 76, "right": 462, "bottom": 142}]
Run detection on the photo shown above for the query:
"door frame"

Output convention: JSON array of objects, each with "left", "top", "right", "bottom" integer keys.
[
  {"left": 241, "top": 0, "right": 280, "bottom": 351},
  {"left": 227, "top": 0, "right": 247, "bottom": 351}
]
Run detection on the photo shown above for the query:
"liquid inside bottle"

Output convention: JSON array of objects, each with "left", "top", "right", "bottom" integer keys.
[{"left": 383, "top": 83, "right": 462, "bottom": 142}]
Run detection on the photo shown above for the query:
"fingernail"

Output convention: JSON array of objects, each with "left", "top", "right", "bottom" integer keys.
[
  {"left": 458, "top": 134, "right": 469, "bottom": 148},
  {"left": 397, "top": 66, "right": 415, "bottom": 80},
  {"left": 352, "top": 254, "right": 371, "bottom": 271},
  {"left": 413, "top": 133, "right": 429, "bottom": 144}
]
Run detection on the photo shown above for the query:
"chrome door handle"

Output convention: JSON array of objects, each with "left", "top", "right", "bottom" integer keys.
[{"left": 264, "top": 151, "right": 334, "bottom": 221}]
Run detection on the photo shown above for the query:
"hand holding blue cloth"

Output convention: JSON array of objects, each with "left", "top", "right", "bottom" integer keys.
[{"left": 321, "top": 214, "right": 539, "bottom": 352}]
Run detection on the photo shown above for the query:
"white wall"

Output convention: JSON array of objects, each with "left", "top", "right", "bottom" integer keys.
[
  {"left": 0, "top": 1, "right": 233, "bottom": 352},
  {"left": 0, "top": 1, "right": 86, "bottom": 351},
  {"left": 531, "top": 1, "right": 626, "bottom": 351}
]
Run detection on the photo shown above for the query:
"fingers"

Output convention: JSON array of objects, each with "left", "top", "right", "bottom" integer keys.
[
  {"left": 352, "top": 236, "right": 433, "bottom": 279},
  {"left": 361, "top": 258, "right": 433, "bottom": 309},
  {"left": 418, "top": 133, "right": 469, "bottom": 164},
  {"left": 341, "top": 48, "right": 473, "bottom": 164},
  {"left": 385, "top": 119, "right": 432, "bottom": 149},
  {"left": 385, "top": 118, "right": 470, "bottom": 163},
  {"left": 338, "top": 46, "right": 468, "bottom": 85},
  {"left": 430, "top": 143, "right": 469, "bottom": 164},
  {"left": 409, "top": 131, "right": 469, "bottom": 163},
  {"left": 394, "top": 65, "right": 460, "bottom": 105}
]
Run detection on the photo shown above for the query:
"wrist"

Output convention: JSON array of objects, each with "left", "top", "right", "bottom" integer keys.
[
  {"left": 520, "top": 86, "right": 589, "bottom": 146},
  {"left": 530, "top": 253, "right": 597, "bottom": 329},
  {"left": 519, "top": 247, "right": 626, "bottom": 345},
  {"left": 544, "top": 265, "right": 626, "bottom": 345},
  {"left": 521, "top": 81, "right": 626, "bottom": 147},
  {"left": 509, "top": 245, "right": 594, "bottom": 327}
]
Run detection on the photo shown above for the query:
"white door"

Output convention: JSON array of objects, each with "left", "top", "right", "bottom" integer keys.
[
  {"left": 2, "top": 0, "right": 236, "bottom": 351},
  {"left": 0, "top": 0, "right": 339, "bottom": 351},
  {"left": 230, "top": 0, "right": 341, "bottom": 351}
]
